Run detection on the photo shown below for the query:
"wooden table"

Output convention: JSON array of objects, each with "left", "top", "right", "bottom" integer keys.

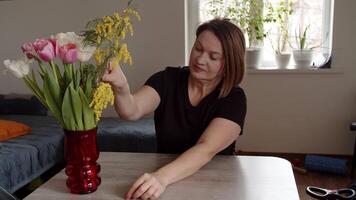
[{"left": 25, "top": 152, "right": 300, "bottom": 200}]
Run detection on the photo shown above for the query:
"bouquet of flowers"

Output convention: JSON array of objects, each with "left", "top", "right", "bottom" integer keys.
[{"left": 2, "top": 1, "right": 140, "bottom": 131}]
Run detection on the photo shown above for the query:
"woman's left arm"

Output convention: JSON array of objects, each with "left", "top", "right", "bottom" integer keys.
[{"left": 125, "top": 117, "right": 241, "bottom": 200}]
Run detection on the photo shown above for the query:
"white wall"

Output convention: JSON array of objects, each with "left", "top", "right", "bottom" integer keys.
[
  {"left": 0, "top": 0, "right": 185, "bottom": 116},
  {"left": 0, "top": 0, "right": 185, "bottom": 93},
  {"left": 0, "top": 0, "right": 355, "bottom": 155}
]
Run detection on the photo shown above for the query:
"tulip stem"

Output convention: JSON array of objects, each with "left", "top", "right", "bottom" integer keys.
[{"left": 49, "top": 61, "right": 58, "bottom": 82}]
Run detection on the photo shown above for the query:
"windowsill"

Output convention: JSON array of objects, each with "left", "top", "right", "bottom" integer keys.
[{"left": 247, "top": 67, "right": 343, "bottom": 74}]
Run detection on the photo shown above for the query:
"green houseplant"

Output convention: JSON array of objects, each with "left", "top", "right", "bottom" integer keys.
[
  {"left": 205, "top": 0, "right": 266, "bottom": 67},
  {"left": 206, "top": 0, "right": 265, "bottom": 47},
  {"left": 293, "top": 25, "right": 326, "bottom": 68},
  {"left": 293, "top": 24, "right": 330, "bottom": 67},
  {"left": 292, "top": 25, "right": 314, "bottom": 67},
  {"left": 266, "top": 0, "right": 293, "bottom": 68},
  {"left": 295, "top": 25, "right": 311, "bottom": 50}
]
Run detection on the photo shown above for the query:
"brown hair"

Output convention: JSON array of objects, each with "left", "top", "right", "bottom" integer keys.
[{"left": 196, "top": 18, "right": 246, "bottom": 98}]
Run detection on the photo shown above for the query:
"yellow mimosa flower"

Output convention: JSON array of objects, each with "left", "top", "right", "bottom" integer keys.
[
  {"left": 90, "top": 82, "right": 114, "bottom": 122},
  {"left": 125, "top": 8, "right": 141, "bottom": 21}
]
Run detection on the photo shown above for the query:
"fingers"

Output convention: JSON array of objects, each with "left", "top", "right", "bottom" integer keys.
[
  {"left": 108, "top": 59, "right": 120, "bottom": 70},
  {"left": 144, "top": 188, "right": 161, "bottom": 200},
  {"left": 132, "top": 181, "right": 151, "bottom": 199},
  {"left": 125, "top": 173, "right": 164, "bottom": 200},
  {"left": 101, "top": 65, "right": 117, "bottom": 83},
  {"left": 140, "top": 186, "right": 157, "bottom": 200},
  {"left": 126, "top": 173, "right": 149, "bottom": 200},
  {"left": 101, "top": 62, "right": 112, "bottom": 82},
  {"left": 101, "top": 71, "right": 111, "bottom": 82},
  {"left": 102, "top": 61, "right": 123, "bottom": 82},
  {"left": 150, "top": 189, "right": 161, "bottom": 200}
]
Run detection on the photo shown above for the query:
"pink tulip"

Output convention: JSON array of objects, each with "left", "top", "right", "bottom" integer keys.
[
  {"left": 32, "top": 39, "right": 56, "bottom": 62},
  {"left": 48, "top": 38, "right": 59, "bottom": 56},
  {"left": 21, "top": 42, "right": 35, "bottom": 59},
  {"left": 59, "top": 43, "right": 78, "bottom": 63}
]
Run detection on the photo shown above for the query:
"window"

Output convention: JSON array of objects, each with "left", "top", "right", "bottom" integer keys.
[{"left": 185, "top": 0, "right": 334, "bottom": 69}]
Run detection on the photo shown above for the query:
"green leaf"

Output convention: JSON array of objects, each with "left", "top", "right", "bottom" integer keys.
[
  {"left": 53, "top": 63, "right": 63, "bottom": 88},
  {"left": 74, "top": 69, "right": 81, "bottom": 89},
  {"left": 64, "top": 63, "right": 74, "bottom": 87},
  {"left": 62, "top": 83, "right": 77, "bottom": 130},
  {"left": 301, "top": 25, "right": 310, "bottom": 49},
  {"left": 23, "top": 76, "right": 46, "bottom": 107},
  {"left": 37, "top": 59, "right": 46, "bottom": 79},
  {"left": 28, "top": 72, "right": 46, "bottom": 103},
  {"left": 69, "top": 84, "right": 84, "bottom": 130},
  {"left": 84, "top": 75, "right": 93, "bottom": 100},
  {"left": 79, "top": 88, "right": 96, "bottom": 130},
  {"left": 43, "top": 74, "right": 64, "bottom": 126},
  {"left": 44, "top": 69, "right": 61, "bottom": 108},
  {"left": 31, "top": 71, "right": 44, "bottom": 92}
]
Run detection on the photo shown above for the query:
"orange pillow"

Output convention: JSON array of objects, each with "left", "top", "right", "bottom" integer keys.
[{"left": 0, "top": 120, "right": 32, "bottom": 141}]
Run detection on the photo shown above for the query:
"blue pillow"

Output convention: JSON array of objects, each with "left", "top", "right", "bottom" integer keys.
[{"left": 0, "top": 95, "right": 47, "bottom": 115}]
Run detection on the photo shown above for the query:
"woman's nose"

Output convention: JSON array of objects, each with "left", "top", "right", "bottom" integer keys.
[{"left": 196, "top": 52, "right": 208, "bottom": 64}]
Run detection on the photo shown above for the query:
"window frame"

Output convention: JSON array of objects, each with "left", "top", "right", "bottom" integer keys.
[{"left": 185, "top": 0, "right": 335, "bottom": 70}]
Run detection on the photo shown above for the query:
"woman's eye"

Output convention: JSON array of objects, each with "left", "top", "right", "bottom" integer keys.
[{"left": 210, "top": 56, "right": 219, "bottom": 61}]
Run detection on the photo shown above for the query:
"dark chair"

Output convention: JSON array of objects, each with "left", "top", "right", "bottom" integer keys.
[
  {"left": 350, "top": 122, "right": 356, "bottom": 178},
  {"left": 0, "top": 185, "right": 19, "bottom": 200}
]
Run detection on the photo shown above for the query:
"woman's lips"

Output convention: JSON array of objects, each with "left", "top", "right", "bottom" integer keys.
[{"left": 193, "top": 64, "right": 205, "bottom": 72}]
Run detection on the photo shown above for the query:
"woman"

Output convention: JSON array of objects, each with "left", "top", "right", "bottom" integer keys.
[{"left": 103, "top": 18, "right": 246, "bottom": 200}]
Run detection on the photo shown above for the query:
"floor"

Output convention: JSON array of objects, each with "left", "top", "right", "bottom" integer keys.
[{"left": 294, "top": 169, "right": 351, "bottom": 200}]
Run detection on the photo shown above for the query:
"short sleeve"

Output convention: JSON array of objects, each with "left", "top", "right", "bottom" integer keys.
[
  {"left": 144, "top": 67, "right": 182, "bottom": 101},
  {"left": 144, "top": 70, "right": 166, "bottom": 99},
  {"left": 215, "top": 87, "right": 247, "bottom": 134}
]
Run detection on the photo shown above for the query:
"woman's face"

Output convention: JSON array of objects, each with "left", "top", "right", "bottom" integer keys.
[{"left": 189, "top": 30, "right": 225, "bottom": 83}]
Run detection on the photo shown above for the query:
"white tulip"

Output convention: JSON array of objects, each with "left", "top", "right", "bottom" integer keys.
[
  {"left": 3, "top": 58, "right": 30, "bottom": 78},
  {"left": 77, "top": 43, "right": 96, "bottom": 62},
  {"left": 55, "top": 32, "right": 81, "bottom": 46}
]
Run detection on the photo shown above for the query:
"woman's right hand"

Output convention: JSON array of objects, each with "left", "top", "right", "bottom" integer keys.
[
  {"left": 102, "top": 60, "right": 160, "bottom": 120},
  {"left": 101, "top": 61, "right": 129, "bottom": 94}
]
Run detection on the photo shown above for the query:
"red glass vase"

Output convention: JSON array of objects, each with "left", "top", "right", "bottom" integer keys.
[{"left": 64, "top": 127, "right": 101, "bottom": 194}]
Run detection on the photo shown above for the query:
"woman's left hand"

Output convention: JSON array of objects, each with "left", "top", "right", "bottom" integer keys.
[{"left": 125, "top": 172, "right": 168, "bottom": 200}]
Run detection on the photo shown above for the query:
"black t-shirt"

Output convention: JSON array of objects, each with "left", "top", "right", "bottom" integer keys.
[{"left": 145, "top": 67, "right": 247, "bottom": 155}]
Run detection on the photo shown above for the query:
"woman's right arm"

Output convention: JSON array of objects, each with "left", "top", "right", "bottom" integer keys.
[{"left": 102, "top": 63, "right": 160, "bottom": 121}]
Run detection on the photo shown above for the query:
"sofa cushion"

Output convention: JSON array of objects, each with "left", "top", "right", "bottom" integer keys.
[
  {"left": 98, "top": 117, "right": 156, "bottom": 153},
  {"left": 0, "top": 120, "right": 32, "bottom": 141},
  {"left": 0, "top": 95, "right": 47, "bottom": 115}
]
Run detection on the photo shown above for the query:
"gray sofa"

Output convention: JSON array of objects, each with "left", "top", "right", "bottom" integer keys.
[{"left": 0, "top": 114, "right": 156, "bottom": 193}]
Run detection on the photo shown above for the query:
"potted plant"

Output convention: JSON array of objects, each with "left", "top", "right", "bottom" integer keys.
[
  {"left": 242, "top": 0, "right": 265, "bottom": 68},
  {"left": 266, "top": 0, "right": 293, "bottom": 69},
  {"left": 205, "top": 0, "right": 266, "bottom": 67},
  {"left": 273, "top": 29, "right": 291, "bottom": 69},
  {"left": 292, "top": 25, "right": 315, "bottom": 67}
]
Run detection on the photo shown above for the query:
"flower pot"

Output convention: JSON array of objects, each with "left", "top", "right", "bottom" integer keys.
[
  {"left": 292, "top": 49, "right": 314, "bottom": 68},
  {"left": 275, "top": 53, "right": 291, "bottom": 69},
  {"left": 64, "top": 127, "right": 101, "bottom": 194},
  {"left": 245, "top": 47, "right": 263, "bottom": 68}
]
